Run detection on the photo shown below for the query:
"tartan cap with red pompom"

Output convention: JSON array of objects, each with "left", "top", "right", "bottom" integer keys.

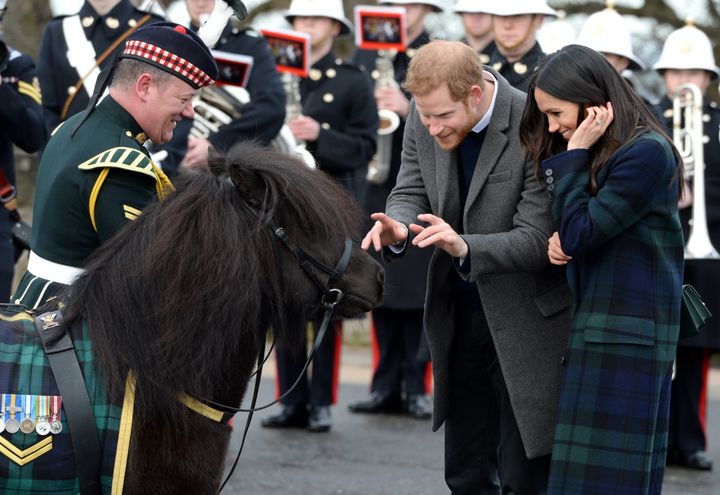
[{"left": 120, "top": 22, "right": 218, "bottom": 89}]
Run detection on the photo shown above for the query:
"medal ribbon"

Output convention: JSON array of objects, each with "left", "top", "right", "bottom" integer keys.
[{"left": 9, "top": 394, "right": 16, "bottom": 421}]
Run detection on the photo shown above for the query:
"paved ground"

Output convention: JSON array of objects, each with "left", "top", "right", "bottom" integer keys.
[{"left": 221, "top": 342, "right": 720, "bottom": 494}]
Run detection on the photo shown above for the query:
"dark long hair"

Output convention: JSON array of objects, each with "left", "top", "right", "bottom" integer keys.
[{"left": 519, "top": 44, "right": 683, "bottom": 194}]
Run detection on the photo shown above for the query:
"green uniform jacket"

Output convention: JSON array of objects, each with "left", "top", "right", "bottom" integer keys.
[{"left": 31, "top": 96, "right": 171, "bottom": 267}]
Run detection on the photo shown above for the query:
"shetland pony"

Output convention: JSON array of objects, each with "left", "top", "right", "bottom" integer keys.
[{"left": 0, "top": 143, "right": 383, "bottom": 493}]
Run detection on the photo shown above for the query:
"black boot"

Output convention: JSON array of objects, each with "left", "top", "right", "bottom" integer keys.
[
  {"left": 261, "top": 404, "right": 308, "bottom": 429},
  {"left": 307, "top": 405, "right": 332, "bottom": 432},
  {"left": 348, "top": 392, "right": 403, "bottom": 414},
  {"left": 406, "top": 394, "right": 432, "bottom": 419}
]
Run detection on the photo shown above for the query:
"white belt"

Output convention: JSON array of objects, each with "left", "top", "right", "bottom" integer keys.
[{"left": 27, "top": 251, "right": 86, "bottom": 285}]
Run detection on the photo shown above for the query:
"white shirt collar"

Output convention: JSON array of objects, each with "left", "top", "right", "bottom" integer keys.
[{"left": 471, "top": 71, "right": 498, "bottom": 133}]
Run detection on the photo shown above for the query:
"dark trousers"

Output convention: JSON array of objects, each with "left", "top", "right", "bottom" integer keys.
[
  {"left": 669, "top": 347, "right": 711, "bottom": 453},
  {"left": 445, "top": 301, "right": 550, "bottom": 495},
  {"left": 370, "top": 307, "right": 427, "bottom": 397},
  {"left": 275, "top": 320, "right": 341, "bottom": 407}
]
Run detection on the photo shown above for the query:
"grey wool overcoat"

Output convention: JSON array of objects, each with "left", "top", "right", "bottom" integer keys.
[{"left": 384, "top": 68, "right": 573, "bottom": 458}]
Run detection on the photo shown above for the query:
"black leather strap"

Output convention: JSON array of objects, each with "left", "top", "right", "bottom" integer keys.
[{"left": 34, "top": 311, "right": 101, "bottom": 495}]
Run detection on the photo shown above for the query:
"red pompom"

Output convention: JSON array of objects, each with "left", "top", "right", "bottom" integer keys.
[{"left": 173, "top": 25, "right": 188, "bottom": 35}]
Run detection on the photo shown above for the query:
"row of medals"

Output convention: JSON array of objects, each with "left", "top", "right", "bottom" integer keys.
[{"left": 0, "top": 394, "right": 62, "bottom": 436}]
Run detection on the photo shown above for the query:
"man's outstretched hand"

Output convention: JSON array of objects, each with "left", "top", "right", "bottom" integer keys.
[{"left": 361, "top": 212, "right": 409, "bottom": 252}]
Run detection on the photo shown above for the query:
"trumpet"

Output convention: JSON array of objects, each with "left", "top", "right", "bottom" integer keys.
[
  {"left": 673, "top": 82, "right": 720, "bottom": 259},
  {"left": 367, "top": 49, "right": 400, "bottom": 185}
]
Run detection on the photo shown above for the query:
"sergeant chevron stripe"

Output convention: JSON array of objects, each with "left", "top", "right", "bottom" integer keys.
[
  {"left": 17, "top": 80, "right": 42, "bottom": 105},
  {"left": 123, "top": 205, "right": 142, "bottom": 221},
  {"left": 0, "top": 436, "right": 53, "bottom": 466}
]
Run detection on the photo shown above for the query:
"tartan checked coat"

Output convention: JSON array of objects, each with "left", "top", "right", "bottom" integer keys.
[{"left": 541, "top": 131, "right": 684, "bottom": 495}]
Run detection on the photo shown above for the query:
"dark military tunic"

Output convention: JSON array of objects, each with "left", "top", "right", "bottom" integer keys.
[
  {"left": 158, "top": 24, "right": 286, "bottom": 176},
  {"left": 488, "top": 41, "right": 545, "bottom": 92},
  {"left": 462, "top": 38, "right": 497, "bottom": 65},
  {"left": 299, "top": 51, "right": 379, "bottom": 201},
  {"left": 37, "top": 0, "right": 163, "bottom": 130},
  {"left": 0, "top": 49, "right": 48, "bottom": 300},
  {"left": 12, "top": 97, "right": 172, "bottom": 307}
]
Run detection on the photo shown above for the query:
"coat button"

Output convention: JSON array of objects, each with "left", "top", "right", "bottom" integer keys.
[
  {"left": 546, "top": 176, "right": 554, "bottom": 184},
  {"left": 561, "top": 356, "right": 566, "bottom": 366},
  {"left": 323, "top": 93, "right": 334, "bottom": 103},
  {"left": 545, "top": 168, "right": 553, "bottom": 176},
  {"left": 547, "top": 184, "right": 555, "bottom": 192}
]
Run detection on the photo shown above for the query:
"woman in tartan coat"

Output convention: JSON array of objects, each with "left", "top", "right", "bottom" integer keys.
[{"left": 519, "top": 45, "right": 685, "bottom": 495}]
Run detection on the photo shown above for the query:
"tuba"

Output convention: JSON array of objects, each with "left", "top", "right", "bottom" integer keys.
[
  {"left": 367, "top": 49, "right": 400, "bottom": 185},
  {"left": 673, "top": 82, "right": 720, "bottom": 259}
]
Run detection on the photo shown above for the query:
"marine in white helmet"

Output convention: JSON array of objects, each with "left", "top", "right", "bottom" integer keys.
[
  {"left": 576, "top": 3, "right": 645, "bottom": 73},
  {"left": 483, "top": 0, "right": 557, "bottom": 91}
]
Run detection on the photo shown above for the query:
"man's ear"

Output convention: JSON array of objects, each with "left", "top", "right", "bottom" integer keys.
[
  {"left": 469, "top": 84, "right": 483, "bottom": 105},
  {"left": 135, "top": 73, "right": 153, "bottom": 102}
]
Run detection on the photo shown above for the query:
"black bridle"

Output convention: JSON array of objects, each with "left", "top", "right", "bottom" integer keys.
[{"left": 214, "top": 195, "right": 353, "bottom": 493}]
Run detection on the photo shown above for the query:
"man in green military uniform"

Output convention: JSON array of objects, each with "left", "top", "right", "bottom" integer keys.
[{"left": 12, "top": 21, "right": 218, "bottom": 308}]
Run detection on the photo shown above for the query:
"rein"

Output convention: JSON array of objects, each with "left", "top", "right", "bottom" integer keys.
[{"left": 213, "top": 194, "right": 353, "bottom": 493}]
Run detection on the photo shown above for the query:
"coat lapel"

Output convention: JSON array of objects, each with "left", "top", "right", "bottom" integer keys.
[{"left": 464, "top": 71, "right": 512, "bottom": 219}]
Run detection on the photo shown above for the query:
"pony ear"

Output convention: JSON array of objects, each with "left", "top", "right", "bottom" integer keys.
[
  {"left": 229, "top": 161, "right": 265, "bottom": 203},
  {"left": 207, "top": 149, "right": 227, "bottom": 177}
]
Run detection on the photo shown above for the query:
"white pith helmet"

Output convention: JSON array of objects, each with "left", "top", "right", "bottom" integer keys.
[
  {"left": 378, "top": 0, "right": 444, "bottom": 14},
  {"left": 653, "top": 21, "right": 720, "bottom": 79},
  {"left": 453, "top": 0, "right": 494, "bottom": 14},
  {"left": 482, "top": 0, "right": 557, "bottom": 18},
  {"left": 285, "top": 0, "right": 354, "bottom": 36},
  {"left": 576, "top": 6, "right": 645, "bottom": 71},
  {"left": 537, "top": 11, "right": 577, "bottom": 54}
]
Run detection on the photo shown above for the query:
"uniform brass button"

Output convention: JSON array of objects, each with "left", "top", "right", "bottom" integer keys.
[
  {"left": 663, "top": 109, "right": 673, "bottom": 119},
  {"left": 703, "top": 135, "right": 710, "bottom": 144},
  {"left": 492, "top": 62, "right": 502, "bottom": 71},
  {"left": 106, "top": 17, "right": 120, "bottom": 29},
  {"left": 321, "top": 122, "right": 330, "bottom": 130},
  {"left": 703, "top": 113, "right": 711, "bottom": 123},
  {"left": 67, "top": 86, "right": 76, "bottom": 95},
  {"left": 323, "top": 93, "right": 334, "bottom": 103},
  {"left": 325, "top": 68, "right": 337, "bottom": 79},
  {"left": 371, "top": 69, "right": 380, "bottom": 80},
  {"left": 128, "top": 18, "right": 137, "bottom": 27},
  {"left": 513, "top": 62, "right": 527, "bottom": 75},
  {"left": 480, "top": 53, "right": 490, "bottom": 64},
  {"left": 125, "top": 131, "right": 133, "bottom": 137},
  {"left": 406, "top": 48, "right": 416, "bottom": 59},
  {"left": 82, "top": 16, "right": 94, "bottom": 28},
  {"left": 309, "top": 69, "right": 322, "bottom": 81}
]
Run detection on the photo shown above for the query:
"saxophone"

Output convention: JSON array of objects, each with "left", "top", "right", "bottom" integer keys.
[
  {"left": 281, "top": 72, "right": 316, "bottom": 168},
  {"left": 367, "top": 49, "right": 400, "bottom": 185}
]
